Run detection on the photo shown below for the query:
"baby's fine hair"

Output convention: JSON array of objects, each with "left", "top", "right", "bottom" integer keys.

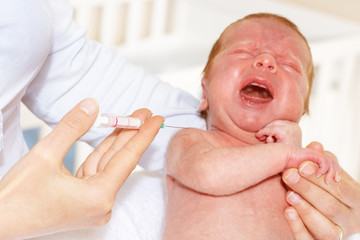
[{"left": 202, "top": 13, "right": 314, "bottom": 114}]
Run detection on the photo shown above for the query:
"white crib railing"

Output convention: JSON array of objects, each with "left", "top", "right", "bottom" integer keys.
[{"left": 69, "top": 0, "right": 181, "bottom": 47}]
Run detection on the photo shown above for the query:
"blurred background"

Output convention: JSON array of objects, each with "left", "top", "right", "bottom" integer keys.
[{"left": 21, "top": 0, "right": 360, "bottom": 180}]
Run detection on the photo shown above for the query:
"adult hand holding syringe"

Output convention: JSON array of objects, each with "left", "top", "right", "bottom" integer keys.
[{"left": 0, "top": 100, "right": 164, "bottom": 239}]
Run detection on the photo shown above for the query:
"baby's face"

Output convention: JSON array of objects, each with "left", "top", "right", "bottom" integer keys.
[{"left": 201, "top": 18, "right": 311, "bottom": 133}]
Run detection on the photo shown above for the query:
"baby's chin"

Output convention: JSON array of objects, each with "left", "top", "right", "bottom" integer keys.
[
  {"left": 234, "top": 120, "right": 269, "bottom": 133},
  {"left": 219, "top": 123, "right": 265, "bottom": 142},
  {"left": 210, "top": 116, "right": 271, "bottom": 135}
]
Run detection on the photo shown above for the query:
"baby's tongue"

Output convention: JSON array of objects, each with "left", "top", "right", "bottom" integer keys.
[{"left": 240, "top": 85, "right": 273, "bottom": 103}]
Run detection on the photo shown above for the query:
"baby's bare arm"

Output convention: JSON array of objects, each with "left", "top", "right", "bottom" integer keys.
[{"left": 166, "top": 129, "right": 338, "bottom": 196}]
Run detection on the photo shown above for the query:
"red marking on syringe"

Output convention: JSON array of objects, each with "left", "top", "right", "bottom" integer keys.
[{"left": 113, "top": 116, "right": 119, "bottom": 128}]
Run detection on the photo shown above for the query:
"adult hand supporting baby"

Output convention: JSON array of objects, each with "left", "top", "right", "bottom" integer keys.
[
  {"left": 0, "top": 98, "right": 164, "bottom": 239},
  {"left": 282, "top": 142, "right": 360, "bottom": 240}
]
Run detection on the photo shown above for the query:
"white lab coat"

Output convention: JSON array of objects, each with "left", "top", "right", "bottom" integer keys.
[
  {"left": 0, "top": 0, "right": 205, "bottom": 238},
  {"left": 0, "top": 0, "right": 205, "bottom": 176}
]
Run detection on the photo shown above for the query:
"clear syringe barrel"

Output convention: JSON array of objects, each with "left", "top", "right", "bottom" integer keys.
[{"left": 94, "top": 113, "right": 143, "bottom": 129}]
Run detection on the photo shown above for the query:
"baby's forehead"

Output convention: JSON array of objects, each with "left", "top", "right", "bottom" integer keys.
[
  {"left": 223, "top": 18, "right": 303, "bottom": 45},
  {"left": 220, "top": 18, "right": 312, "bottom": 66}
]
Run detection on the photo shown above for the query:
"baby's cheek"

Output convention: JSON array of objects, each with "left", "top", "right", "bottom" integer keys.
[{"left": 286, "top": 102, "right": 304, "bottom": 123}]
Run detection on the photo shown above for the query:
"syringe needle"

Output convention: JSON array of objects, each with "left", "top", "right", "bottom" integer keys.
[{"left": 161, "top": 124, "right": 187, "bottom": 129}]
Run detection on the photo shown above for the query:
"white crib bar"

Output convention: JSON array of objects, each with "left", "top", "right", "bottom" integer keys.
[
  {"left": 125, "top": 0, "right": 143, "bottom": 44},
  {"left": 71, "top": 0, "right": 171, "bottom": 46},
  {"left": 100, "top": 4, "right": 123, "bottom": 46},
  {"left": 150, "top": 0, "right": 168, "bottom": 39}
]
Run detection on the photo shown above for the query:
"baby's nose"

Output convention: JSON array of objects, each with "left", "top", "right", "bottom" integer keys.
[{"left": 253, "top": 54, "right": 277, "bottom": 73}]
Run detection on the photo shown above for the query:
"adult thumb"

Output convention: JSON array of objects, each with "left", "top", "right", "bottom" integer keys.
[
  {"left": 36, "top": 98, "right": 99, "bottom": 161},
  {"left": 306, "top": 141, "right": 324, "bottom": 153}
]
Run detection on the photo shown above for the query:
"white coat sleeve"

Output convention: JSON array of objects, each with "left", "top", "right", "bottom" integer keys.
[{"left": 22, "top": 0, "right": 206, "bottom": 172}]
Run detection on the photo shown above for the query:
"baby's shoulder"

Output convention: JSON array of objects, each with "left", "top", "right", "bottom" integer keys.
[
  {"left": 171, "top": 128, "right": 221, "bottom": 148},
  {"left": 173, "top": 128, "right": 209, "bottom": 140},
  {"left": 167, "top": 128, "right": 208, "bottom": 151}
]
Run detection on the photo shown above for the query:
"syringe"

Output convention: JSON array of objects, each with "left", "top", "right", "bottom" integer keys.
[
  {"left": 94, "top": 113, "right": 143, "bottom": 129},
  {"left": 94, "top": 113, "right": 186, "bottom": 129}
]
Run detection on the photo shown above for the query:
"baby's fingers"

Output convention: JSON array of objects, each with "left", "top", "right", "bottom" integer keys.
[
  {"left": 266, "top": 136, "right": 276, "bottom": 143},
  {"left": 325, "top": 150, "right": 341, "bottom": 183},
  {"left": 316, "top": 155, "right": 340, "bottom": 184},
  {"left": 314, "top": 154, "right": 330, "bottom": 178},
  {"left": 255, "top": 130, "right": 268, "bottom": 141},
  {"left": 326, "top": 161, "right": 341, "bottom": 184},
  {"left": 324, "top": 163, "right": 336, "bottom": 185},
  {"left": 256, "top": 127, "right": 274, "bottom": 142}
]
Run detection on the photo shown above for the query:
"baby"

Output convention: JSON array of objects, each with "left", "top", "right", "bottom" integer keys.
[{"left": 163, "top": 13, "right": 340, "bottom": 239}]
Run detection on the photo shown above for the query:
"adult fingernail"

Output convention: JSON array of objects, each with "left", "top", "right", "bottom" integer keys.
[
  {"left": 325, "top": 175, "right": 331, "bottom": 185},
  {"left": 287, "top": 191, "right": 301, "bottom": 204},
  {"left": 335, "top": 173, "right": 341, "bottom": 182},
  {"left": 300, "top": 162, "right": 315, "bottom": 175},
  {"left": 283, "top": 169, "right": 300, "bottom": 184},
  {"left": 285, "top": 209, "right": 298, "bottom": 220},
  {"left": 79, "top": 98, "right": 98, "bottom": 115},
  {"left": 147, "top": 112, "right": 153, "bottom": 119}
]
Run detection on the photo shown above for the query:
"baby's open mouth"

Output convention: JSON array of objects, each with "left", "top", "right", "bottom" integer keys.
[{"left": 240, "top": 83, "right": 273, "bottom": 104}]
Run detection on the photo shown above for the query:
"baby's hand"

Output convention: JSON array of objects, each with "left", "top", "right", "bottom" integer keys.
[
  {"left": 286, "top": 146, "right": 341, "bottom": 184},
  {"left": 256, "top": 120, "right": 302, "bottom": 147}
]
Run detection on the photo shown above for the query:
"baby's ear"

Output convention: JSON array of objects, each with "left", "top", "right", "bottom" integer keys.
[{"left": 198, "top": 78, "right": 209, "bottom": 111}]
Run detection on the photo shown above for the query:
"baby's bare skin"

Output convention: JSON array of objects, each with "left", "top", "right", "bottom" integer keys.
[
  {"left": 164, "top": 174, "right": 292, "bottom": 239},
  {"left": 163, "top": 127, "right": 338, "bottom": 239},
  {"left": 163, "top": 15, "right": 340, "bottom": 239}
]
